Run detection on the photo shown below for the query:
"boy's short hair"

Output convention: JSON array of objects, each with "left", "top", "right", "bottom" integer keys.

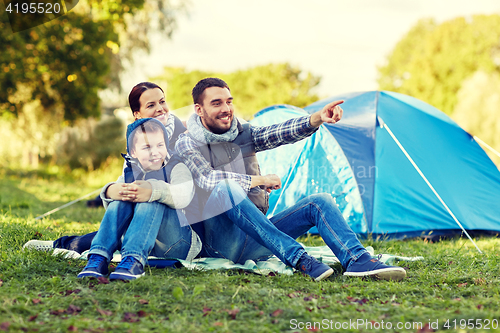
[{"left": 126, "top": 118, "right": 168, "bottom": 154}]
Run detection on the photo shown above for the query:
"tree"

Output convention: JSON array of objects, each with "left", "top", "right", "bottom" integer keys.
[
  {"left": 152, "top": 63, "right": 321, "bottom": 119},
  {"left": 452, "top": 70, "right": 500, "bottom": 167},
  {"left": 377, "top": 15, "right": 500, "bottom": 115},
  {"left": 0, "top": 0, "right": 186, "bottom": 168},
  {"left": 1, "top": 0, "right": 186, "bottom": 121}
]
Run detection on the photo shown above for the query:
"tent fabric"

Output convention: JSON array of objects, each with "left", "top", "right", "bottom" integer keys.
[
  {"left": 251, "top": 105, "right": 366, "bottom": 234},
  {"left": 250, "top": 91, "right": 500, "bottom": 239}
]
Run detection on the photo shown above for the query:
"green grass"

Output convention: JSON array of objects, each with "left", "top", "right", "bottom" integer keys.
[{"left": 1, "top": 168, "right": 500, "bottom": 332}]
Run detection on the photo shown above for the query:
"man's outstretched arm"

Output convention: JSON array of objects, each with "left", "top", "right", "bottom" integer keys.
[{"left": 251, "top": 100, "right": 344, "bottom": 152}]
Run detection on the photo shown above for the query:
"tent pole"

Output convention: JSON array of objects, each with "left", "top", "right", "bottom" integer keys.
[
  {"left": 378, "top": 117, "right": 482, "bottom": 254},
  {"left": 34, "top": 189, "right": 102, "bottom": 220},
  {"left": 474, "top": 136, "right": 500, "bottom": 159}
]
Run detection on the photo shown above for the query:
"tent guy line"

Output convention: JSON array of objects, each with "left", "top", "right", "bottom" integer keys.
[
  {"left": 378, "top": 116, "right": 482, "bottom": 253},
  {"left": 474, "top": 136, "right": 500, "bottom": 159},
  {"left": 34, "top": 189, "right": 102, "bottom": 220}
]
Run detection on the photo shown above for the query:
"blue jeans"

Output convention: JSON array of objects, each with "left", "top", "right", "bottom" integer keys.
[
  {"left": 88, "top": 201, "right": 192, "bottom": 265},
  {"left": 202, "top": 180, "right": 367, "bottom": 268}
]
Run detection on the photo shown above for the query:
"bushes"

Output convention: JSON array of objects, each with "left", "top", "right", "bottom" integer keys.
[
  {"left": 55, "top": 115, "right": 126, "bottom": 172},
  {"left": 0, "top": 114, "right": 126, "bottom": 173}
]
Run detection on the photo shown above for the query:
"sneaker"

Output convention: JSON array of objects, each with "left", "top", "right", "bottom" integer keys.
[
  {"left": 296, "top": 253, "right": 334, "bottom": 282},
  {"left": 23, "top": 240, "right": 54, "bottom": 252},
  {"left": 344, "top": 253, "right": 406, "bottom": 281},
  {"left": 77, "top": 254, "right": 109, "bottom": 278},
  {"left": 109, "top": 256, "right": 145, "bottom": 281}
]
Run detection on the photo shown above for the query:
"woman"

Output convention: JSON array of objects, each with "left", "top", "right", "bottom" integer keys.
[{"left": 24, "top": 83, "right": 198, "bottom": 263}]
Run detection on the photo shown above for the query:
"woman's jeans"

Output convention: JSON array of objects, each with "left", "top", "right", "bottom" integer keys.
[
  {"left": 202, "top": 180, "right": 367, "bottom": 268},
  {"left": 85, "top": 201, "right": 192, "bottom": 265},
  {"left": 54, "top": 233, "right": 96, "bottom": 254}
]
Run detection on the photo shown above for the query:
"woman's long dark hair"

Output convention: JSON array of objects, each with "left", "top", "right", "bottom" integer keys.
[{"left": 128, "top": 82, "right": 164, "bottom": 113}]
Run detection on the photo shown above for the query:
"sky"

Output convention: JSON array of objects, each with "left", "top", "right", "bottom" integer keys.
[{"left": 122, "top": 0, "right": 500, "bottom": 99}]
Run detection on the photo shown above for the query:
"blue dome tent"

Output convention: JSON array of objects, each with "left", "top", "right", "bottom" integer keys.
[{"left": 250, "top": 91, "right": 500, "bottom": 250}]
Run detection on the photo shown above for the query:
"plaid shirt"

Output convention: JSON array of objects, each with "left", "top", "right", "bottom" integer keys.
[{"left": 175, "top": 115, "right": 319, "bottom": 192}]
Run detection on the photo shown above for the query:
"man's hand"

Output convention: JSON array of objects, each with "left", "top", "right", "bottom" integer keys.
[
  {"left": 310, "top": 100, "right": 344, "bottom": 127},
  {"left": 251, "top": 174, "right": 281, "bottom": 193},
  {"left": 263, "top": 174, "right": 281, "bottom": 193},
  {"left": 105, "top": 181, "right": 152, "bottom": 202}
]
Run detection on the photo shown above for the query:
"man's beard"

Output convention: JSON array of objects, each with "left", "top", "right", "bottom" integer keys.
[{"left": 201, "top": 108, "right": 232, "bottom": 134}]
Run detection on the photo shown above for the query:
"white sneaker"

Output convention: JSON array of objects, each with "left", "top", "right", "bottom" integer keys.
[{"left": 23, "top": 240, "right": 54, "bottom": 251}]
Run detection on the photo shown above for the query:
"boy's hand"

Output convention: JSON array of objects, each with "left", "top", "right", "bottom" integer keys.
[
  {"left": 105, "top": 183, "right": 129, "bottom": 201},
  {"left": 121, "top": 181, "right": 153, "bottom": 202},
  {"left": 106, "top": 182, "right": 152, "bottom": 202}
]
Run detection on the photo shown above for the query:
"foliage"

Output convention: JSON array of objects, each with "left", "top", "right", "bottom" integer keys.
[
  {"left": 1, "top": 173, "right": 500, "bottom": 332},
  {"left": 0, "top": 89, "right": 63, "bottom": 169},
  {"left": 55, "top": 115, "right": 126, "bottom": 172},
  {"left": 452, "top": 71, "right": 500, "bottom": 166},
  {"left": 1, "top": 13, "right": 116, "bottom": 121},
  {"left": 0, "top": 0, "right": 185, "bottom": 169},
  {"left": 0, "top": 110, "right": 128, "bottom": 171},
  {"left": 0, "top": 0, "right": 186, "bottom": 121},
  {"left": 377, "top": 15, "right": 500, "bottom": 115},
  {"left": 151, "top": 63, "right": 321, "bottom": 119}
]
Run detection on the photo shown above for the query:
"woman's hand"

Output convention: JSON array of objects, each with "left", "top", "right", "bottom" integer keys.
[{"left": 105, "top": 181, "right": 152, "bottom": 202}]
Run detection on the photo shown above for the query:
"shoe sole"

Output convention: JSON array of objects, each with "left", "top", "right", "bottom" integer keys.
[
  {"left": 109, "top": 272, "right": 145, "bottom": 281},
  {"left": 77, "top": 271, "right": 105, "bottom": 278},
  {"left": 314, "top": 268, "right": 334, "bottom": 282},
  {"left": 344, "top": 267, "right": 406, "bottom": 281},
  {"left": 23, "top": 240, "right": 54, "bottom": 252}
]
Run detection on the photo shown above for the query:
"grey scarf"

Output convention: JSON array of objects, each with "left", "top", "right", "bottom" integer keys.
[
  {"left": 165, "top": 112, "right": 175, "bottom": 140},
  {"left": 187, "top": 113, "right": 239, "bottom": 144}
]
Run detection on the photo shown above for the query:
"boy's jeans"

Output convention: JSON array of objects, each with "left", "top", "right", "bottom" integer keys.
[
  {"left": 88, "top": 201, "right": 192, "bottom": 265},
  {"left": 202, "top": 180, "right": 367, "bottom": 268}
]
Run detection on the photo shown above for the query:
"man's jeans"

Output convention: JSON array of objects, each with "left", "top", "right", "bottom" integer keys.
[
  {"left": 84, "top": 201, "right": 192, "bottom": 265},
  {"left": 202, "top": 180, "right": 367, "bottom": 268}
]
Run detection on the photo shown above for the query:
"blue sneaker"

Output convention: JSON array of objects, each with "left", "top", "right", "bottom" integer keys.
[
  {"left": 109, "top": 256, "right": 145, "bottom": 280},
  {"left": 77, "top": 254, "right": 109, "bottom": 278},
  {"left": 296, "top": 254, "right": 333, "bottom": 282},
  {"left": 344, "top": 253, "right": 406, "bottom": 281}
]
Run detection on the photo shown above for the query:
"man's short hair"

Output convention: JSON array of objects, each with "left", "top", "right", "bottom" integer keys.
[{"left": 192, "top": 78, "right": 230, "bottom": 105}]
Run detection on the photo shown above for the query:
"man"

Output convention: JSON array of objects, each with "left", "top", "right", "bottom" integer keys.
[{"left": 176, "top": 77, "right": 406, "bottom": 282}]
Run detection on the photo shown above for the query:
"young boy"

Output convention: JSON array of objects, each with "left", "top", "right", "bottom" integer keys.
[{"left": 77, "top": 118, "right": 194, "bottom": 280}]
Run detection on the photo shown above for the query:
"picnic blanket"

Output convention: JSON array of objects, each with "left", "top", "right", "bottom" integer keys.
[{"left": 54, "top": 245, "right": 423, "bottom": 276}]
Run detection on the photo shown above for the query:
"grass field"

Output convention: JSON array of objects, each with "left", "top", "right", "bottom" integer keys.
[{"left": 1, "top": 166, "right": 500, "bottom": 332}]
